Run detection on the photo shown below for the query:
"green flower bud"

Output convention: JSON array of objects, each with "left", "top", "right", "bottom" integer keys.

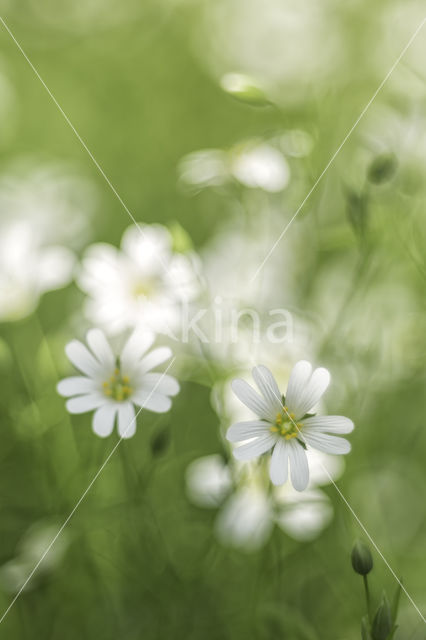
[
  {"left": 371, "top": 593, "right": 392, "bottom": 640},
  {"left": 150, "top": 426, "right": 170, "bottom": 458},
  {"left": 220, "top": 73, "right": 269, "bottom": 107},
  {"left": 168, "top": 221, "right": 193, "bottom": 253},
  {"left": 367, "top": 152, "right": 398, "bottom": 184},
  {"left": 351, "top": 540, "right": 373, "bottom": 575}
]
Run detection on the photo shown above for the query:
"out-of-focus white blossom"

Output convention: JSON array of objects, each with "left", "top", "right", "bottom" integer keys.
[
  {"left": 230, "top": 143, "right": 290, "bottom": 192},
  {"left": 0, "top": 520, "right": 69, "bottom": 594},
  {"left": 194, "top": 0, "right": 344, "bottom": 104},
  {"left": 0, "top": 162, "right": 96, "bottom": 321},
  {"left": 0, "top": 223, "right": 75, "bottom": 322},
  {"left": 186, "top": 455, "right": 232, "bottom": 507},
  {"left": 0, "top": 161, "right": 96, "bottom": 247},
  {"left": 179, "top": 140, "right": 290, "bottom": 193},
  {"left": 77, "top": 223, "right": 200, "bottom": 336},
  {"left": 186, "top": 452, "right": 340, "bottom": 551},
  {"left": 178, "top": 149, "right": 229, "bottom": 189}
]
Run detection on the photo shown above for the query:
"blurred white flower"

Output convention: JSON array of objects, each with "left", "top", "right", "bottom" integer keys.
[
  {"left": 0, "top": 161, "right": 96, "bottom": 247},
  {"left": 194, "top": 0, "right": 344, "bottom": 104},
  {"left": 0, "top": 222, "right": 75, "bottom": 322},
  {"left": 227, "top": 362, "right": 353, "bottom": 490},
  {"left": 178, "top": 149, "right": 229, "bottom": 189},
  {"left": 216, "top": 483, "right": 273, "bottom": 551},
  {"left": 374, "top": 1, "right": 426, "bottom": 101},
  {"left": 57, "top": 328, "right": 179, "bottom": 438},
  {"left": 179, "top": 140, "right": 290, "bottom": 193},
  {"left": 77, "top": 223, "right": 200, "bottom": 336},
  {"left": 186, "top": 452, "right": 339, "bottom": 551},
  {"left": 0, "top": 162, "right": 96, "bottom": 321},
  {"left": 220, "top": 72, "right": 268, "bottom": 106},
  {"left": 230, "top": 143, "right": 290, "bottom": 192},
  {"left": 0, "top": 519, "right": 69, "bottom": 594},
  {"left": 186, "top": 454, "right": 232, "bottom": 507}
]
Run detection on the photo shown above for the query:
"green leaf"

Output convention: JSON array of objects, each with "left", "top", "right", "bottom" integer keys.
[
  {"left": 391, "top": 578, "right": 403, "bottom": 624},
  {"left": 300, "top": 412, "right": 316, "bottom": 420},
  {"left": 344, "top": 185, "right": 369, "bottom": 238},
  {"left": 220, "top": 72, "right": 270, "bottom": 106}
]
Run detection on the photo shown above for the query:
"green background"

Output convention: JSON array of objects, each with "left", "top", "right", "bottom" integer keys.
[{"left": 0, "top": 1, "right": 425, "bottom": 638}]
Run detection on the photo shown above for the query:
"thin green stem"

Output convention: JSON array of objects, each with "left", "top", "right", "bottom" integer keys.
[{"left": 363, "top": 574, "right": 372, "bottom": 625}]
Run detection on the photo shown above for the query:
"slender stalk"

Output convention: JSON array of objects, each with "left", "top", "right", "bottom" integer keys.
[{"left": 363, "top": 574, "right": 372, "bottom": 624}]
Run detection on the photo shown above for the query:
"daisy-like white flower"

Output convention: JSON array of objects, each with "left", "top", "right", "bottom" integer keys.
[
  {"left": 57, "top": 329, "right": 179, "bottom": 438},
  {"left": 226, "top": 361, "right": 354, "bottom": 491},
  {"left": 76, "top": 223, "right": 199, "bottom": 336}
]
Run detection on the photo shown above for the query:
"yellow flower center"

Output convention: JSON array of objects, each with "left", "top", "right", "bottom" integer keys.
[
  {"left": 269, "top": 406, "right": 302, "bottom": 440},
  {"left": 102, "top": 368, "right": 133, "bottom": 402},
  {"left": 132, "top": 278, "right": 156, "bottom": 299}
]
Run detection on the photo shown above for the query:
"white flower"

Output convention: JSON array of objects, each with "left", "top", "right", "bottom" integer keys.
[
  {"left": 226, "top": 361, "right": 354, "bottom": 491},
  {"left": 185, "top": 454, "right": 232, "bottom": 507},
  {"left": 0, "top": 222, "right": 75, "bottom": 322},
  {"left": 230, "top": 143, "right": 290, "bottom": 192},
  {"left": 0, "top": 161, "right": 96, "bottom": 321},
  {"left": 57, "top": 328, "right": 179, "bottom": 438},
  {"left": 77, "top": 223, "right": 199, "bottom": 336},
  {"left": 185, "top": 453, "right": 339, "bottom": 551},
  {"left": 0, "top": 161, "right": 96, "bottom": 247}
]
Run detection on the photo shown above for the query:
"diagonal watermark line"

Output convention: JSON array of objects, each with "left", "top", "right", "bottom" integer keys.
[
  {"left": 0, "top": 358, "right": 176, "bottom": 625},
  {"left": 251, "top": 363, "right": 425, "bottom": 624},
  {"left": 0, "top": 14, "right": 171, "bottom": 275},
  {"left": 250, "top": 16, "right": 426, "bottom": 283}
]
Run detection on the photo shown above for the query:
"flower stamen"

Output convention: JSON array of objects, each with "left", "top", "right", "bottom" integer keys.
[{"left": 102, "top": 367, "right": 133, "bottom": 402}]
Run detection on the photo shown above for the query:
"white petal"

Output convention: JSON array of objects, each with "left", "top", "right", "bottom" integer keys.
[
  {"left": 66, "top": 394, "right": 105, "bottom": 414},
  {"left": 270, "top": 439, "right": 289, "bottom": 486},
  {"left": 288, "top": 440, "right": 309, "bottom": 491},
  {"left": 141, "top": 373, "right": 180, "bottom": 396},
  {"left": 226, "top": 420, "right": 271, "bottom": 443},
  {"left": 286, "top": 361, "right": 330, "bottom": 419},
  {"left": 275, "top": 489, "right": 333, "bottom": 541},
  {"left": 86, "top": 329, "right": 115, "bottom": 368},
  {"left": 117, "top": 402, "right": 136, "bottom": 439},
  {"left": 138, "top": 347, "right": 172, "bottom": 373},
  {"left": 231, "top": 379, "right": 276, "bottom": 421},
  {"left": 57, "top": 376, "right": 95, "bottom": 397},
  {"left": 215, "top": 487, "right": 273, "bottom": 551},
  {"left": 232, "top": 434, "right": 276, "bottom": 461},
  {"left": 132, "top": 390, "right": 172, "bottom": 413},
  {"left": 185, "top": 455, "right": 232, "bottom": 508},
  {"left": 92, "top": 405, "right": 116, "bottom": 438},
  {"left": 303, "top": 431, "right": 351, "bottom": 454},
  {"left": 65, "top": 340, "right": 103, "bottom": 377},
  {"left": 301, "top": 415, "right": 354, "bottom": 434},
  {"left": 252, "top": 365, "right": 283, "bottom": 414},
  {"left": 120, "top": 329, "right": 155, "bottom": 373},
  {"left": 285, "top": 360, "right": 312, "bottom": 411}
]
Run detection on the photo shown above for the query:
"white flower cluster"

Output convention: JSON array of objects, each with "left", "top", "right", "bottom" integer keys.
[{"left": 0, "top": 152, "right": 354, "bottom": 553}]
